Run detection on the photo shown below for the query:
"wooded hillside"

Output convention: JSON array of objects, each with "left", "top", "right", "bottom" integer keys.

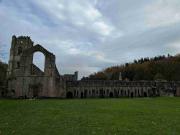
[{"left": 83, "top": 54, "right": 180, "bottom": 81}]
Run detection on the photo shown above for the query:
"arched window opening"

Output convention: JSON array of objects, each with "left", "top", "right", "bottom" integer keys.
[
  {"left": 131, "top": 92, "right": 134, "bottom": 98},
  {"left": 92, "top": 90, "right": 95, "bottom": 96},
  {"left": 77, "top": 90, "right": 79, "bottom": 96},
  {"left": 17, "top": 62, "right": 20, "bottom": 69},
  {"left": 33, "top": 52, "right": 45, "bottom": 72},
  {"left": 144, "top": 92, "right": 147, "bottom": 97},
  {"left": 89, "top": 90, "right": 91, "bottom": 95},
  {"left": 81, "top": 92, "right": 84, "bottom": 98},
  {"left": 1, "top": 92, "right": 4, "bottom": 96},
  {"left": 84, "top": 90, "right": 87, "bottom": 98},
  {"left": 96, "top": 90, "right": 98, "bottom": 94},
  {"left": 67, "top": 92, "right": 73, "bottom": 98},
  {"left": 74, "top": 90, "right": 76, "bottom": 96},
  {"left": 109, "top": 92, "right": 113, "bottom": 98},
  {"left": 99, "top": 89, "right": 104, "bottom": 98},
  {"left": 121, "top": 90, "right": 123, "bottom": 96},
  {"left": 107, "top": 89, "right": 109, "bottom": 95},
  {"left": 17, "top": 47, "right": 22, "bottom": 55}
]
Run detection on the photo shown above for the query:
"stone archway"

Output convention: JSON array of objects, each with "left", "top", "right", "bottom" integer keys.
[
  {"left": 81, "top": 92, "right": 84, "bottom": 98},
  {"left": 131, "top": 92, "right": 134, "bottom": 98},
  {"left": 114, "top": 89, "right": 118, "bottom": 98},
  {"left": 21, "top": 44, "right": 56, "bottom": 76},
  {"left": 1, "top": 91, "right": 4, "bottom": 97},
  {"left": 33, "top": 87, "right": 38, "bottom": 98},
  {"left": 33, "top": 51, "right": 45, "bottom": 72},
  {"left": 100, "top": 89, "right": 104, "bottom": 98},
  {"left": 84, "top": 90, "right": 87, "bottom": 98},
  {"left": 144, "top": 92, "right": 147, "bottom": 97},
  {"left": 28, "top": 84, "right": 42, "bottom": 98},
  {"left": 67, "top": 91, "right": 73, "bottom": 98},
  {"left": 109, "top": 92, "right": 113, "bottom": 98}
]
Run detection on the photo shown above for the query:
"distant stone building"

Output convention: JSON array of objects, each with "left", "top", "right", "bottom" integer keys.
[
  {"left": 66, "top": 80, "right": 180, "bottom": 98},
  {"left": 6, "top": 36, "right": 180, "bottom": 98},
  {"left": 63, "top": 71, "right": 78, "bottom": 81}
]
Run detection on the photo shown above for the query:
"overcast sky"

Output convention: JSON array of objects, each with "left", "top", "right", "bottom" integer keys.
[{"left": 0, "top": 0, "right": 180, "bottom": 79}]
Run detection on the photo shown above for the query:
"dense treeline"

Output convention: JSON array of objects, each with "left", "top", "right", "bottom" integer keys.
[
  {"left": 83, "top": 54, "right": 180, "bottom": 81},
  {"left": 0, "top": 60, "right": 8, "bottom": 86}
]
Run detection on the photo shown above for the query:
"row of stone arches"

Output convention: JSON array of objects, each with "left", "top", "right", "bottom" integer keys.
[{"left": 66, "top": 88, "right": 150, "bottom": 98}]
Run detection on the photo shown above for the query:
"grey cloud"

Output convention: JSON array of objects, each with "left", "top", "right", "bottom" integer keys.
[
  {"left": 0, "top": 0, "right": 180, "bottom": 79},
  {"left": 102, "top": 22, "right": 180, "bottom": 63}
]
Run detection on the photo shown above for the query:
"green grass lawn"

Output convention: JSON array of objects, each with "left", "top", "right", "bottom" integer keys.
[{"left": 0, "top": 97, "right": 180, "bottom": 135}]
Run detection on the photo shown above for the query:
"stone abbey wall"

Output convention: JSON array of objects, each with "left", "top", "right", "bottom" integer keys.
[
  {"left": 7, "top": 36, "right": 66, "bottom": 98},
  {"left": 66, "top": 80, "right": 180, "bottom": 98},
  {"left": 6, "top": 36, "right": 180, "bottom": 98}
]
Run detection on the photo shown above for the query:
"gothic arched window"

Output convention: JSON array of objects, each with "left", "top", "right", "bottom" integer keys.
[{"left": 17, "top": 47, "right": 22, "bottom": 55}]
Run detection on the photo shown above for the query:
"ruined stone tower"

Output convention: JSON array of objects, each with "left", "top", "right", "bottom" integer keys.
[
  {"left": 7, "top": 35, "right": 33, "bottom": 77},
  {"left": 7, "top": 36, "right": 66, "bottom": 98}
]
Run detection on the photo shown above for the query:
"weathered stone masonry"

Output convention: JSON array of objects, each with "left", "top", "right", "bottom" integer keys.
[
  {"left": 7, "top": 36, "right": 66, "bottom": 98},
  {"left": 6, "top": 36, "right": 180, "bottom": 98},
  {"left": 66, "top": 80, "right": 180, "bottom": 98}
]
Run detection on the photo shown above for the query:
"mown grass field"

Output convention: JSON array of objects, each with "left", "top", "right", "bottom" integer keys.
[{"left": 0, "top": 97, "right": 180, "bottom": 135}]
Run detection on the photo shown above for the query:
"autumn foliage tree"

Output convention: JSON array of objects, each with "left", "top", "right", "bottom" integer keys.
[{"left": 85, "top": 54, "right": 180, "bottom": 81}]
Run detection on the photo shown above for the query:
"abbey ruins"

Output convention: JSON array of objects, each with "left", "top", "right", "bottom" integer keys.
[{"left": 5, "top": 36, "right": 180, "bottom": 98}]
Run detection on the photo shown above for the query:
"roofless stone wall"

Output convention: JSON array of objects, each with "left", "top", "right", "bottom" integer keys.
[
  {"left": 7, "top": 36, "right": 65, "bottom": 98},
  {"left": 5, "top": 35, "right": 180, "bottom": 98},
  {"left": 66, "top": 80, "right": 180, "bottom": 98}
]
